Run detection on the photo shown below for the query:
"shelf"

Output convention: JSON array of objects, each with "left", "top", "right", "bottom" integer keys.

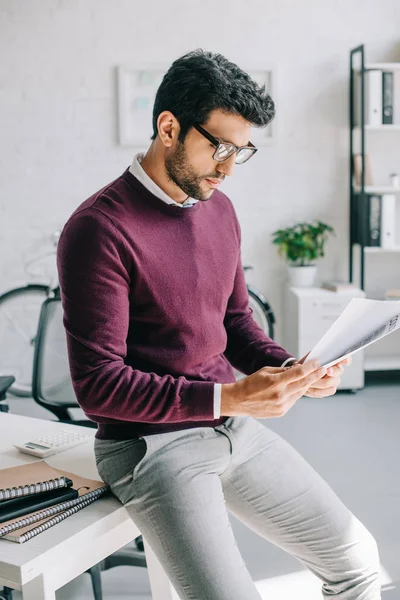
[
  {"left": 366, "top": 124, "right": 400, "bottom": 131},
  {"left": 352, "top": 243, "right": 400, "bottom": 253},
  {"left": 363, "top": 246, "right": 400, "bottom": 253},
  {"left": 365, "top": 355, "right": 400, "bottom": 371},
  {"left": 353, "top": 63, "right": 400, "bottom": 72},
  {"left": 365, "top": 62, "right": 400, "bottom": 71},
  {"left": 353, "top": 125, "right": 400, "bottom": 132},
  {"left": 353, "top": 186, "right": 400, "bottom": 194}
]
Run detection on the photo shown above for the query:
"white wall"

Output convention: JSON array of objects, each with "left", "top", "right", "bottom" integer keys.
[{"left": 1, "top": 0, "right": 400, "bottom": 342}]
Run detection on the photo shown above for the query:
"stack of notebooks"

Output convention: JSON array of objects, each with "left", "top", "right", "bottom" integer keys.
[
  {"left": 321, "top": 281, "right": 361, "bottom": 293},
  {"left": 0, "top": 461, "right": 109, "bottom": 543}
]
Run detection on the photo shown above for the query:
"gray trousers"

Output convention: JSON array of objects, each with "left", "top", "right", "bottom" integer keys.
[{"left": 94, "top": 416, "right": 381, "bottom": 600}]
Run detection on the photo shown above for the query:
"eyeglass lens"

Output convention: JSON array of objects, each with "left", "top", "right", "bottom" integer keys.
[{"left": 214, "top": 144, "right": 254, "bottom": 164}]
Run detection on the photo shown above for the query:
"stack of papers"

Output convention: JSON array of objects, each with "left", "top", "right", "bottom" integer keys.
[{"left": 304, "top": 298, "right": 400, "bottom": 368}]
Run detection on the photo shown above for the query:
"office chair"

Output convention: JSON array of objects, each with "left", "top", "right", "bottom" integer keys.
[
  {"left": 0, "top": 376, "right": 15, "bottom": 412},
  {"left": 31, "top": 295, "right": 146, "bottom": 600}
]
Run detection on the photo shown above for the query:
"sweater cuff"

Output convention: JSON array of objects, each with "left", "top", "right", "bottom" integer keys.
[
  {"left": 180, "top": 380, "right": 216, "bottom": 421},
  {"left": 281, "top": 357, "right": 297, "bottom": 367}
]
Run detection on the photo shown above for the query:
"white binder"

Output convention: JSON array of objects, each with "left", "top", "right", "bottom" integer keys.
[
  {"left": 380, "top": 194, "right": 396, "bottom": 248},
  {"left": 355, "top": 70, "right": 382, "bottom": 126}
]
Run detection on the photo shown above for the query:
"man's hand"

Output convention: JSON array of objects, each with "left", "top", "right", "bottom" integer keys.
[
  {"left": 295, "top": 354, "right": 352, "bottom": 398},
  {"left": 221, "top": 360, "right": 328, "bottom": 419}
]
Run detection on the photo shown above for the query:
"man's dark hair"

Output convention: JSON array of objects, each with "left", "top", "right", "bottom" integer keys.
[{"left": 151, "top": 49, "right": 275, "bottom": 142}]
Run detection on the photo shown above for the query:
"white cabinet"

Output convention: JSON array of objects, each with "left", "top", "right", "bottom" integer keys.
[{"left": 282, "top": 286, "right": 366, "bottom": 391}]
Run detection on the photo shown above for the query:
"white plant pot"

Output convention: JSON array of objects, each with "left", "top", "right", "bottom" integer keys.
[{"left": 288, "top": 264, "right": 317, "bottom": 288}]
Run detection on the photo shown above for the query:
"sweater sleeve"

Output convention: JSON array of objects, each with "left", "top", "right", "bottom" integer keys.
[
  {"left": 57, "top": 208, "right": 215, "bottom": 424},
  {"left": 223, "top": 230, "right": 294, "bottom": 375}
]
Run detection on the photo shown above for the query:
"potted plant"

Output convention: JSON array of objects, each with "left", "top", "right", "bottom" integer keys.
[{"left": 272, "top": 220, "right": 335, "bottom": 287}]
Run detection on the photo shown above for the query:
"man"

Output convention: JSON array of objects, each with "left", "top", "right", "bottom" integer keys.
[{"left": 57, "top": 50, "right": 380, "bottom": 599}]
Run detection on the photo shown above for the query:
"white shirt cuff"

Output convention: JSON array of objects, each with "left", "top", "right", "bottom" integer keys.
[
  {"left": 213, "top": 384, "right": 222, "bottom": 419},
  {"left": 281, "top": 357, "right": 297, "bottom": 367},
  {"left": 214, "top": 360, "right": 295, "bottom": 419}
]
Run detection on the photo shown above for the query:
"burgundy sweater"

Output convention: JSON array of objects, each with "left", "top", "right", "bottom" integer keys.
[{"left": 57, "top": 168, "right": 293, "bottom": 439}]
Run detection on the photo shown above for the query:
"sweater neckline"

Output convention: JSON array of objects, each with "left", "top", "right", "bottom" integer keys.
[{"left": 122, "top": 168, "right": 202, "bottom": 217}]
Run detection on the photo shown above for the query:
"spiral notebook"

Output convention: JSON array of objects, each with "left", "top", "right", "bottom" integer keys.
[
  {"left": 0, "top": 462, "right": 74, "bottom": 501},
  {"left": 0, "top": 476, "right": 72, "bottom": 501},
  {"left": 0, "top": 462, "right": 109, "bottom": 543},
  {"left": 0, "top": 486, "right": 79, "bottom": 523}
]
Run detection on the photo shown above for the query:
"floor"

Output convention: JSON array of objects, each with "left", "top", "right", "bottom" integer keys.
[{"left": 4, "top": 373, "right": 400, "bottom": 599}]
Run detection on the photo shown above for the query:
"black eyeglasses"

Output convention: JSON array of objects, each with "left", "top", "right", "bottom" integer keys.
[{"left": 193, "top": 124, "right": 258, "bottom": 165}]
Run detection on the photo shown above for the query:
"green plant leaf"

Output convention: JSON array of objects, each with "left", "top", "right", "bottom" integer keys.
[{"left": 271, "top": 220, "right": 335, "bottom": 265}]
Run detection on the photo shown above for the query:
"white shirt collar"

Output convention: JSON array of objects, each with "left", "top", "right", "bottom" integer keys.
[{"left": 129, "top": 153, "right": 198, "bottom": 208}]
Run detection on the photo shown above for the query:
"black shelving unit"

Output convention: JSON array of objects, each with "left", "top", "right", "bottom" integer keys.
[
  {"left": 349, "top": 45, "right": 400, "bottom": 372},
  {"left": 349, "top": 44, "right": 400, "bottom": 291},
  {"left": 349, "top": 44, "right": 366, "bottom": 290}
]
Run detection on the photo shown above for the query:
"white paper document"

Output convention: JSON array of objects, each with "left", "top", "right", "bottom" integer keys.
[{"left": 304, "top": 298, "right": 400, "bottom": 368}]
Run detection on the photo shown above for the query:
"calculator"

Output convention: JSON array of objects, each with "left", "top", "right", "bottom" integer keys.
[{"left": 14, "top": 429, "right": 94, "bottom": 458}]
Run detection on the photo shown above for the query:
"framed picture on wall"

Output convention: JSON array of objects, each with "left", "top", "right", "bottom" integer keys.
[
  {"left": 245, "top": 67, "right": 275, "bottom": 146},
  {"left": 117, "top": 64, "right": 276, "bottom": 147},
  {"left": 117, "top": 65, "right": 167, "bottom": 147}
]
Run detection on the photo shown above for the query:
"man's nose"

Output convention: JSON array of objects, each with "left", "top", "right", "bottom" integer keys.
[{"left": 217, "top": 154, "right": 236, "bottom": 177}]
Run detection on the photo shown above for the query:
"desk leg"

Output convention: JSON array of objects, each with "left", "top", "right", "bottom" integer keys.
[
  {"left": 143, "top": 537, "right": 180, "bottom": 600},
  {"left": 21, "top": 575, "right": 55, "bottom": 600}
]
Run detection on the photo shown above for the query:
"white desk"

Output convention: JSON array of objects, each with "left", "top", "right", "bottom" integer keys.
[{"left": 0, "top": 413, "right": 179, "bottom": 600}]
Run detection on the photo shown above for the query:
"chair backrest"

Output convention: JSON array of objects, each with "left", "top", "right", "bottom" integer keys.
[{"left": 32, "top": 296, "right": 79, "bottom": 417}]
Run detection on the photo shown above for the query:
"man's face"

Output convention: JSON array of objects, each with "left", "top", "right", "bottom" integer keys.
[{"left": 165, "top": 109, "right": 252, "bottom": 201}]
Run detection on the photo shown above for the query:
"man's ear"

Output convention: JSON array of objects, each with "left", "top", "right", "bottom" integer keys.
[{"left": 157, "top": 111, "right": 180, "bottom": 148}]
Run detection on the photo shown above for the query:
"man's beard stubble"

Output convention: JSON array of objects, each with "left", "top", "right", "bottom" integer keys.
[{"left": 165, "top": 142, "right": 221, "bottom": 201}]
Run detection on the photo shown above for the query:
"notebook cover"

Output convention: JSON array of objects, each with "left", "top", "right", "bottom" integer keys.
[{"left": 0, "top": 487, "right": 79, "bottom": 523}]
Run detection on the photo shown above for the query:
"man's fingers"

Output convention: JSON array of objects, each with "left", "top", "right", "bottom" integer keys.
[
  {"left": 280, "top": 360, "right": 323, "bottom": 383},
  {"left": 341, "top": 356, "right": 352, "bottom": 365},
  {"left": 286, "top": 365, "right": 327, "bottom": 393},
  {"left": 328, "top": 356, "right": 352, "bottom": 371},
  {"left": 327, "top": 365, "right": 344, "bottom": 376},
  {"left": 305, "top": 386, "right": 337, "bottom": 398},
  {"left": 308, "top": 374, "right": 341, "bottom": 390}
]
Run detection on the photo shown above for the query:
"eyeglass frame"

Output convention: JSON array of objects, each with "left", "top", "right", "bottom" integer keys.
[{"left": 193, "top": 124, "right": 258, "bottom": 164}]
